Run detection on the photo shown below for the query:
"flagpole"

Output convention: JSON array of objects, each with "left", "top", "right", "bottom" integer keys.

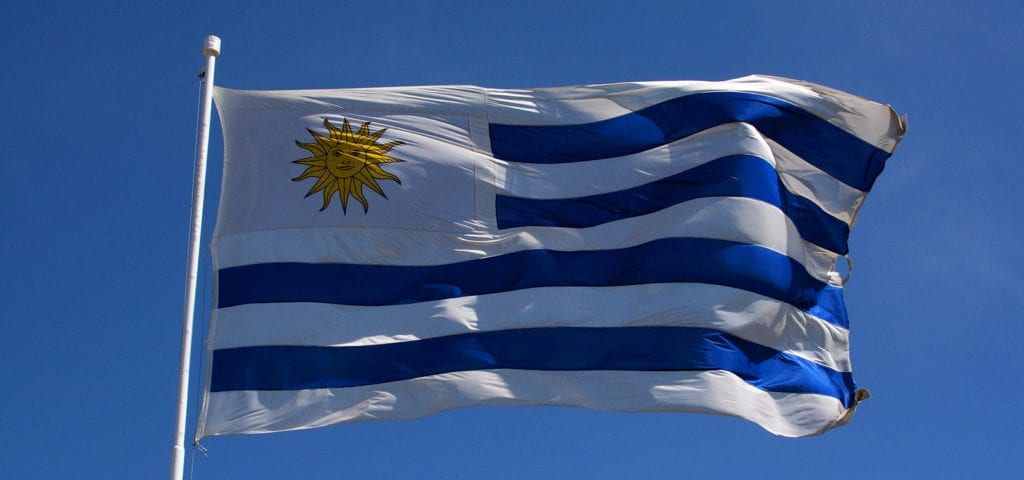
[{"left": 170, "top": 34, "right": 220, "bottom": 480}]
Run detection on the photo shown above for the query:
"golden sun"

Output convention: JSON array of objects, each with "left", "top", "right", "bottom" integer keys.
[{"left": 292, "top": 118, "right": 404, "bottom": 213}]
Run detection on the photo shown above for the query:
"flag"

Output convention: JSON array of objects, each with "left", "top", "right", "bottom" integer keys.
[{"left": 196, "top": 75, "right": 904, "bottom": 439}]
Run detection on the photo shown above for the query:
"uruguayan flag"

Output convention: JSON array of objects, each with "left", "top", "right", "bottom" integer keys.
[{"left": 198, "top": 76, "right": 904, "bottom": 439}]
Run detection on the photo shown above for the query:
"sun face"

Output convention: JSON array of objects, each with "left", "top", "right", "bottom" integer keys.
[{"left": 292, "top": 118, "right": 404, "bottom": 213}]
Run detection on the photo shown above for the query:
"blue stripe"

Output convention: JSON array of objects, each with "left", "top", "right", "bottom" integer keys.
[
  {"left": 209, "top": 326, "right": 856, "bottom": 407},
  {"left": 218, "top": 238, "right": 848, "bottom": 328},
  {"left": 496, "top": 154, "right": 850, "bottom": 254},
  {"left": 489, "top": 91, "right": 888, "bottom": 192}
]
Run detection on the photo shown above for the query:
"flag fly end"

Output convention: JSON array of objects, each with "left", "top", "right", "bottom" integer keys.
[{"left": 828, "top": 388, "right": 872, "bottom": 433}]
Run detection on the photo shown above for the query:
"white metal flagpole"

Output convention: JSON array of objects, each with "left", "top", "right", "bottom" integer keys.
[{"left": 170, "top": 34, "right": 220, "bottom": 480}]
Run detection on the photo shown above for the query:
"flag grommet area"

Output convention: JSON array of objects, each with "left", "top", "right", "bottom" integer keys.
[{"left": 197, "top": 75, "right": 904, "bottom": 439}]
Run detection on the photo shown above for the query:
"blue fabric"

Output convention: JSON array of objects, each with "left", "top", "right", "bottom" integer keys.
[
  {"left": 496, "top": 154, "right": 851, "bottom": 254},
  {"left": 218, "top": 237, "right": 848, "bottom": 328},
  {"left": 489, "top": 91, "right": 888, "bottom": 191},
  {"left": 209, "top": 326, "right": 856, "bottom": 407}
]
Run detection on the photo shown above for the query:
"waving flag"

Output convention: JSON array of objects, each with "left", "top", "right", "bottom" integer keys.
[{"left": 197, "top": 75, "right": 904, "bottom": 439}]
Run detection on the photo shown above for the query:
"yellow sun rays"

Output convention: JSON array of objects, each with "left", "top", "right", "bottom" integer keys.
[{"left": 292, "top": 118, "right": 404, "bottom": 213}]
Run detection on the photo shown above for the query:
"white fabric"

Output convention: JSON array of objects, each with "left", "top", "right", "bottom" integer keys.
[
  {"left": 198, "top": 75, "right": 902, "bottom": 440},
  {"left": 210, "top": 282, "right": 851, "bottom": 372},
  {"left": 202, "top": 370, "right": 847, "bottom": 438},
  {"left": 215, "top": 197, "right": 837, "bottom": 280}
]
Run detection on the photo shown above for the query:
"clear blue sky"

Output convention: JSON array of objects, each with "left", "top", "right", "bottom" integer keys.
[{"left": 2, "top": 1, "right": 1022, "bottom": 478}]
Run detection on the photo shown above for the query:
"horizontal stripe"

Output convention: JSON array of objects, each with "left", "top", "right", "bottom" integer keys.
[
  {"left": 199, "top": 369, "right": 849, "bottom": 438},
  {"left": 214, "top": 197, "right": 840, "bottom": 281},
  {"left": 497, "top": 154, "right": 850, "bottom": 254},
  {"left": 494, "top": 122, "right": 768, "bottom": 199},
  {"left": 209, "top": 326, "right": 855, "bottom": 407},
  {"left": 485, "top": 76, "right": 903, "bottom": 153},
  {"left": 214, "top": 85, "right": 490, "bottom": 118},
  {"left": 211, "top": 283, "right": 851, "bottom": 372},
  {"left": 489, "top": 91, "right": 890, "bottom": 191},
  {"left": 218, "top": 238, "right": 848, "bottom": 327}
]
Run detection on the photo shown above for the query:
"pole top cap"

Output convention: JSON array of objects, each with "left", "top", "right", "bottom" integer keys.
[{"left": 203, "top": 35, "right": 221, "bottom": 57}]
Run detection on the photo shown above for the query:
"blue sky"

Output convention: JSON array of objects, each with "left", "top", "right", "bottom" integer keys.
[{"left": 2, "top": 1, "right": 1022, "bottom": 478}]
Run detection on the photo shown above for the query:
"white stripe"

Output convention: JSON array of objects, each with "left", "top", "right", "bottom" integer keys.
[
  {"left": 198, "top": 369, "right": 847, "bottom": 438},
  {"left": 486, "top": 75, "right": 903, "bottom": 152},
  {"left": 210, "top": 283, "right": 851, "bottom": 372},
  {"left": 495, "top": 123, "right": 770, "bottom": 199},
  {"left": 214, "top": 196, "right": 839, "bottom": 280},
  {"left": 214, "top": 85, "right": 489, "bottom": 118}
]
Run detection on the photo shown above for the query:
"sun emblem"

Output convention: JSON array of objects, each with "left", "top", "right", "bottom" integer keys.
[{"left": 292, "top": 118, "right": 404, "bottom": 213}]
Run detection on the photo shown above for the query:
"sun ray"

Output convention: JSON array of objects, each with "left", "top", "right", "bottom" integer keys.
[
  {"left": 356, "top": 121, "right": 371, "bottom": 139},
  {"left": 354, "top": 169, "right": 385, "bottom": 197},
  {"left": 293, "top": 157, "right": 326, "bottom": 167},
  {"left": 325, "top": 118, "right": 343, "bottom": 139},
  {"left": 307, "top": 130, "right": 333, "bottom": 152},
  {"left": 372, "top": 141, "right": 404, "bottom": 159},
  {"left": 340, "top": 119, "right": 354, "bottom": 142},
  {"left": 368, "top": 128, "right": 386, "bottom": 143},
  {"left": 320, "top": 180, "right": 339, "bottom": 211},
  {"left": 305, "top": 171, "right": 335, "bottom": 197},
  {"left": 295, "top": 140, "right": 326, "bottom": 157},
  {"left": 292, "top": 118, "right": 405, "bottom": 214},
  {"left": 338, "top": 178, "right": 352, "bottom": 212},
  {"left": 366, "top": 164, "right": 400, "bottom": 180},
  {"left": 292, "top": 167, "right": 325, "bottom": 182},
  {"left": 350, "top": 182, "right": 369, "bottom": 212}
]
